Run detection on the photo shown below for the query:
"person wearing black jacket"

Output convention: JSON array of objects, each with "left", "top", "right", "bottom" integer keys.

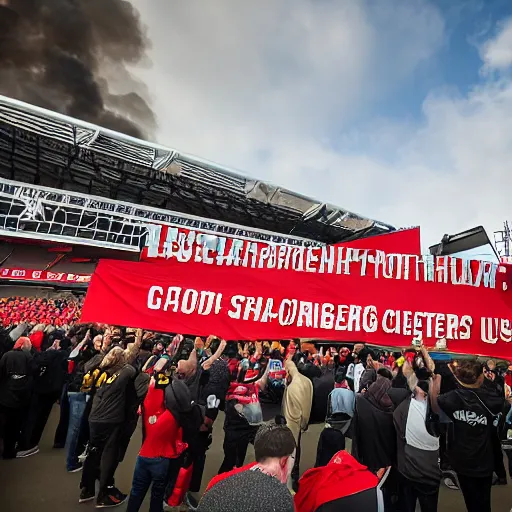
[
  {"left": 351, "top": 374, "right": 398, "bottom": 510},
  {"left": 16, "top": 335, "right": 70, "bottom": 457},
  {"left": 0, "top": 336, "right": 34, "bottom": 459},
  {"left": 310, "top": 367, "right": 335, "bottom": 425},
  {"left": 435, "top": 360, "right": 505, "bottom": 512},
  {"left": 352, "top": 375, "right": 396, "bottom": 471},
  {"left": 482, "top": 360, "right": 508, "bottom": 485},
  {"left": 79, "top": 346, "right": 138, "bottom": 508}
]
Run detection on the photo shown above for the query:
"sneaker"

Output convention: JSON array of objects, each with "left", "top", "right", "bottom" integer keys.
[
  {"left": 108, "top": 486, "right": 127, "bottom": 502},
  {"left": 185, "top": 492, "right": 199, "bottom": 509},
  {"left": 68, "top": 463, "right": 83, "bottom": 473},
  {"left": 493, "top": 476, "right": 507, "bottom": 486},
  {"left": 163, "top": 501, "right": 184, "bottom": 511},
  {"left": 78, "top": 446, "right": 88, "bottom": 463},
  {"left": 16, "top": 446, "right": 39, "bottom": 458},
  {"left": 79, "top": 488, "right": 95, "bottom": 503},
  {"left": 96, "top": 487, "right": 127, "bottom": 508},
  {"left": 443, "top": 476, "right": 459, "bottom": 490}
]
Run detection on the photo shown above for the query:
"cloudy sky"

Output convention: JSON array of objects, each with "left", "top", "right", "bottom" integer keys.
[{"left": 129, "top": 0, "right": 512, "bottom": 252}]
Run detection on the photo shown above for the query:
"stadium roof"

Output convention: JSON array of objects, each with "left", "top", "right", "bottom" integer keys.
[{"left": 0, "top": 95, "right": 396, "bottom": 244}]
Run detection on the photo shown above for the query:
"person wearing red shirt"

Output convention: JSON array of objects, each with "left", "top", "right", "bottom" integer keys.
[{"left": 126, "top": 368, "right": 196, "bottom": 512}]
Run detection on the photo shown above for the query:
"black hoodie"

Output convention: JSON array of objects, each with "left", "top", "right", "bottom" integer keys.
[
  {"left": 34, "top": 349, "right": 69, "bottom": 395},
  {"left": 166, "top": 378, "right": 207, "bottom": 455},
  {"left": 0, "top": 349, "right": 34, "bottom": 408}
]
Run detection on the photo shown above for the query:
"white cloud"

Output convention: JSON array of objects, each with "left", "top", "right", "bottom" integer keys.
[
  {"left": 481, "top": 17, "right": 512, "bottom": 70},
  {"left": 129, "top": 1, "right": 512, "bottom": 250}
]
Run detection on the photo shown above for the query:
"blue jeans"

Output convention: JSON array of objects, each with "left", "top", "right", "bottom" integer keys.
[
  {"left": 127, "top": 456, "right": 176, "bottom": 512},
  {"left": 65, "top": 392, "right": 88, "bottom": 471}
]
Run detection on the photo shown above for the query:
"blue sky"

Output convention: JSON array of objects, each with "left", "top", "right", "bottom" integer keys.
[
  {"left": 377, "top": 0, "right": 512, "bottom": 119},
  {"left": 125, "top": 1, "right": 512, "bottom": 252}
]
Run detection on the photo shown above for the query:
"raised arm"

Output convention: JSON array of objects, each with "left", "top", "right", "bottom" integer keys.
[
  {"left": 202, "top": 337, "right": 227, "bottom": 371},
  {"left": 420, "top": 344, "right": 435, "bottom": 373},
  {"left": 125, "top": 328, "right": 143, "bottom": 364},
  {"left": 430, "top": 373, "right": 442, "bottom": 414},
  {"left": 256, "top": 359, "right": 271, "bottom": 390}
]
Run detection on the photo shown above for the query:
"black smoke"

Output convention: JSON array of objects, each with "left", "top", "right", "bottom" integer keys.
[{"left": 0, "top": 0, "right": 155, "bottom": 139}]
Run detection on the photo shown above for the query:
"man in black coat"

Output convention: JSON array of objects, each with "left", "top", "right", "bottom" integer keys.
[{"left": 0, "top": 337, "right": 35, "bottom": 459}]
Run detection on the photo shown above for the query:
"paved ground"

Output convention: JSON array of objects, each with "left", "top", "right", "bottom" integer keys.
[{"left": 1, "top": 406, "right": 511, "bottom": 511}]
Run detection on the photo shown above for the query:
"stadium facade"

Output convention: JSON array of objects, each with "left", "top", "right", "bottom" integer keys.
[{"left": 0, "top": 95, "right": 396, "bottom": 290}]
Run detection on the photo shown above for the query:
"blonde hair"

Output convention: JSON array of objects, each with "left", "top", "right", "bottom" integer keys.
[{"left": 100, "top": 346, "right": 126, "bottom": 370}]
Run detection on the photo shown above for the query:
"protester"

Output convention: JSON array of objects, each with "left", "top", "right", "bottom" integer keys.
[
  {"left": 394, "top": 363, "right": 442, "bottom": 512},
  {"left": 351, "top": 370, "right": 399, "bottom": 510},
  {"left": 79, "top": 345, "right": 141, "bottom": 507},
  {"left": 435, "top": 360, "right": 505, "bottom": 512},
  {"left": 16, "top": 332, "right": 70, "bottom": 457},
  {"left": 126, "top": 364, "right": 190, "bottom": 512},
  {"left": 2, "top": 313, "right": 511, "bottom": 512},
  {"left": 352, "top": 373, "right": 396, "bottom": 472},
  {"left": 483, "top": 359, "right": 509, "bottom": 485},
  {"left": 282, "top": 357, "right": 313, "bottom": 491},
  {"left": 218, "top": 352, "right": 270, "bottom": 474},
  {"left": 309, "top": 362, "right": 335, "bottom": 424},
  {"left": 161, "top": 336, "right": 226, "bottom": 509},
  {"left": 347, "top": 343, "right": 366, "bottom": 393},
  {"left": 315, "top": 366, "right": 354, "bottom": 467},
  {"left": 198, "top": 418, "right": 296, "bottom": 512},
  {"left": 295, "top": 450, "right": 384, "bottom": 511},
  {"left": 64, "top": 328, "right": 100, "bottom": 472},
  {"left": 0, "top": 336, "right": 34, "bottom": 459},
  {"left": 186, "top": 337, "right": 229, "bottom": 502}
]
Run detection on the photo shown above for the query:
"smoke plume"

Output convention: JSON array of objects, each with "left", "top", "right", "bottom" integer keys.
[{"left": 0, "top": 0, "right": 155, "bottom": 139}]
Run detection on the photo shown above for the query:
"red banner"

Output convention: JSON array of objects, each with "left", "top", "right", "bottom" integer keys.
[
  {"left": 81, "top": 255, "right": 512, "bottom": 359},
  {"left": 141, "top": 226, "right": 421, "bottom": 264},
  {"left": 0, "top": 268, "right": 91, "bottom": 283}
]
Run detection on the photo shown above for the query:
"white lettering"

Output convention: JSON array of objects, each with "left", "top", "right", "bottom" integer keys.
[
  {"left": 382, "top": 309, "right": 397, "bottom": 334},
  {"left": 228, "top": 295, "right": 245, "bottom": 319},
  {"left": 363, "top": 305, "right": 378, "bottom": 332},
  {"left": 181, "top": 289, "right": 198, "bottom": 315},
  {"left": 147, "top": 286, "right": 163, "bottom": 310},
  {"left": 163, "top": 287, "right": 182, "bottom": 312},
  {"left": 459, "top": 315, "right": 472, "bottom": 340},
  {"left": 278, "top": 299, "right": 298, "bottom": 326},
  {"left": 320, "top": 303, "right": 335, "bottom": 329}
]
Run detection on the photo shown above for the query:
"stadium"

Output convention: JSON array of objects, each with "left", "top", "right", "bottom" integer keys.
[
  {"left": 0, "top": 94, "right": 396, "bottom": 298},
  {"left": 2, "top": 95, "right": 511, "bottom": 512}
]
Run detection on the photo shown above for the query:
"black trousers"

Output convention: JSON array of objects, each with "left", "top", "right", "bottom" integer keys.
[
  {"left": 492, "top": 434, "right": 507, "bottom": 480},
  {"left": 218, "top": 427, "right": 257, "bottom": 474},
  {"left": 401, "top": 476, "right": 439, "bottom": 512},
  {"left": 291, "top": 431, "right": 302, "bottom": 492},
  {"left": 457, "top": 473, "right": 493, "bottom": 512},
  {"left": 80, "top": 422, "right": 121, "bottom": 497},
  {"left": 53, "top": 383, "right": 69, "bottom": 448},
  {"left": 117, "top": 414, "right": 138, "bottom": 463},
  {"left": 0, "top": 405, "right": 27, "bottom": 459},
  {"left": 19, "top": 391, "right": 60, "bottom": 451}
]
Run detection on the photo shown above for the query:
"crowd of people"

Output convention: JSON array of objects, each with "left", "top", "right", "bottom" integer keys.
[
  {"left": 0, "top": 296, "right": 82, "bottom": 327},
  {"left": 0, "top": 299, "right": 511, "bottom": 511}
]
